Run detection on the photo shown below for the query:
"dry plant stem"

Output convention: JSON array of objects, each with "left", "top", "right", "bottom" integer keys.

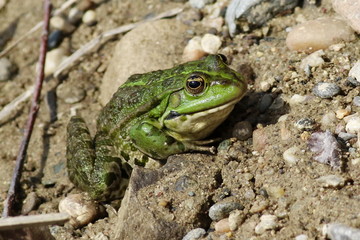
[
  {"left": 2, "top": 0, "right": 51, "bottom": 218},
  {"left": 0, "top": 213, "right": 69, "bottom": 230},
  {"left": 0, "top": 0, "right": 77, "bottom": 58}
]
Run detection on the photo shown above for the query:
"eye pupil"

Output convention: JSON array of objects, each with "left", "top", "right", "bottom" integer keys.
[{"left": 188, "top": 80, "right": 201, "bottom": 89}]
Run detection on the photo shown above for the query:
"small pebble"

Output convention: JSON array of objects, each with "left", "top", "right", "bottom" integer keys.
[
  {"left": 249, "top": 200, "right": 268, "bottom": 214},
  {"left": 313, "top": 82, "right": 341, "bottom": 99},
  {"left": 228, "top": 210, "right": 245, "bottom": 231},
  {"left": 58, "top": 193, "right": 101, "bottom": 228},
  {"left": 215, "top": 218, "right": 231, "bottom": 233},
  {"left": 22, "top": 192, "right": 41, "bottom": 214},
  {"left": 338, "top": 132, "right": 357, "bottom": 141},
  {"left": 295, "top": 234, "right": 308, "bottom": 240},
  {"left": 316, "top": 175, "right": 345, "bottom": 188},
  {"left": 333, "top": 0, "right": 360, "bottom": 33},
  {"left": 68, "top": 7, "right": 84, "bottom": 24},
  {"left": 202, "top": 17, "right": 224, "bottom": 32},
  {"left": 45, "top": 48, "right": 67, "bottom": 76},
  {"left": 50, "top": 16, "right": 75, "bottom": 33},
  {"left": 269, "top": 96, "right": 285, "bottom": 110},
  {"left": 82, "top": 10, "right": 97, "bottom": 26},
  {"left": 182, "top": 228, "right": 206, "bottom": 240},
  {"left": 352, "top": 158, "right": 360, "bottom": 165},
  {"left": 177, "top": 8, "right": 202, "bottom": 25},
  {"left": 201, "top": 33, "right": 222, "bottom": 54},
  {"left": 48, "top": 30, "right": 63, "bottom": 50},
  {"left": 232, "top": 121, "right": 252, "bottom": 141},
  {"left": 258, "top": 94, "right": 273, "bottom": 113},
  {"left": 266, "top": 186, "right": 285, "bottom": 199},
  {"left": 345, "top": 116, "right": 360, "bottom": 134},
  {"left": 286, "top": 18, "right": 355, "bottom": 52},
  {"left": 321, "top": 111, "right": 336, "bottom": 127},
  {"left": 260, "top": 81, "right": 271, "bottom": 92},
  {"left": 329, "top": 43, "right": 345, "bottom": 52},
  {"left": 323, "top": 223, "right": 360, "bottom": 240},
  {"left": 353, "top": 96, "right": 360, "bottom": 107},
  {"left": 300, "top": 50, "right": 325, "bottom": 72},
  {"left": 335, "top": 108, "right": 351, "bottom": 119},
  {"left": 78, "top": 0, "right": 94, "bottom": 11},
  {"left": 56, "top": 81, "right": 86, "bottom": 104},
  {"left": 283, "top": 146, "right": 300, "bottom": 165},
  {"left": 252, "top": 128, "right": 268, "bottom": 152},
  {"left": 182, "top": 36, "right": 206, "bottom": 62},
  {"left": 294, "top": 118, "right": 315, "bottom": 131},
  {"left": 349, "top": 61, "right": 360, "bottom": 84},
  {"left": 254, "top": 214, "right": 278, "bottom": 235},
  {"left": 0, "top": 57, "right": 16, "bottom": 81},
  {"left": 209, "top": 202, "right": 244, "bottom": 221},
  {"left": 288, "top": 94, "right": 307, "bottom": 105},
  {"left": 189, "top": 0, "right": 214, "bottom": 9}
]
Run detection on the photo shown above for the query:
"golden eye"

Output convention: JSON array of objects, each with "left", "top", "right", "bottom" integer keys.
[{"left": 186, "top": 75, "right": 205, "bottom": 94}]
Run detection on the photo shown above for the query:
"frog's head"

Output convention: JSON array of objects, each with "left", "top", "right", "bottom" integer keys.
[{"left": 161, "top": 54, "right": 248, "bottom": 141}]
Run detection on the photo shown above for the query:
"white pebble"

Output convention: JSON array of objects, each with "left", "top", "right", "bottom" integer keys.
[
  {"left": 228, "top": 210, "right": 245, "bottom": 231},
  {"left": 44, "top": 48, "right": 68, "bottom": 76},
  {"left": 283, "top": 146, "right": 300, "bottom": 165},
  {"left": 349, "top": 61, "right": 360, "bottom": 84},
  {"left": 300, "top": 50, "right": 325, "bottom": 72},
  {"left": 321, "top": 111, "right": 336, "bottom": 127},
  {"left": 201, "top": 17, "right": 224, "bottom": 32},
  {"left": 0, "top": 57, "right": 15, "bottom": 81},
  {"left": 182, "top": 228, "right": 206, "bottom": 240},
  {"left": 201, "top": 33, "right": 222, "bottom": 54},
  {"left": 58, "top": 193, "right": 101, "bottom": 228},
  {"left": 255, "top": 214, "right": 278, "bottom": 235},
  {"left": 288, "top": 94, "right": 307, "bottom": 105},
  {"left": 82, "top": 10, "right": 97, "bottom": 26},
  {"left": 260, "top": 81, "right": 271, "bottom": 92},
  {"left": 286, "top": 18, "right": 355, "bottom": 52},
  {"left": 295, "top": 234, "right": 308, "bottom": 240},
  {"left": 323, "top": 223, "right": 360, "bottom": 240},
  {"left": 316, "top": 175, "right": 345, "bottom": 188},
  {"left": 182, "top": 36, "right": 206, "bottom": 62},
  {"left": 189, "top": 0, "right": 213, "bottom": 9},
  {"left": 50, "top": 16, "right": 75, "bottom": 33},
  {"left": 345, "top": 117, "right": 360, "bottom": 134},
  {"left": 68, "top": 7, "right": 84, "bottom": 24}
]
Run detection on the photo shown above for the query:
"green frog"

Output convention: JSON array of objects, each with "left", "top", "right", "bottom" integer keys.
[{"left": 67, "top": 54, "right": 247, "bottom": 200}]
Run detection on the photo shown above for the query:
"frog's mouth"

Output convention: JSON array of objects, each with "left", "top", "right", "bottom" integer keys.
[{"left": 165, "top": 98, "right": 240, "bottom": 120}]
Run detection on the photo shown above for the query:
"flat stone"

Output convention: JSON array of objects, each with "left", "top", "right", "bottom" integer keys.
[{"left": 209, "top": 202, "right": 244, "bottom": 221}]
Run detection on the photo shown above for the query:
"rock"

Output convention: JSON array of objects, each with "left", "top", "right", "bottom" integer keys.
[
  {"left": 321, "top": 111, "right": 336, "bottom": 127},
  {"left": 266, "top": 186, "right": 285, "bottom": 199},
  {"left": 335, "top": 108, "right": 351, "bottom": 119},
  {"left": 345, "top": 117, "right": 360, "bottom": 134},
  {"left": 226, "top": 0, "right": 299, "bottom": 36},
  {"left": 228, "top": 210, "right": 245, "bottom": 231},
  {"left": 295, "top": 234, "right": 308, "bottom": 240},
  {"left": 114, "top": 155, "right": 221, "bottom": 240},
  {"left": 286, "top": 18, "right": 355, "bottom": 53},
  {"left": 288, "top": 94, "right": 307, "bottom": 105},
  {"left": 252, "top": 128, "right": 268, "bottom": 152},
  {"left": 312, "top": 82, "right": 341, "bottom": 99},
  {"left": 249, "top": 200, "right": 269, "bottom": 214},
  {"left": 201, "top": 33, "right": 222, "bottom": 54},
  {"left": 182, "top": 36, "right": 206, "bottom": 62},
  {"left": 50, "top": 16, "right": 75, "bottom": 33},
  {"left": 189, "top": 0, "right": 214, "bottom": 9},
  {"left": 201, "top": 17, "right": 224, "bottom": 32},
  {"left": 82, "top": 10, "right": 97, "bottom": 26},
  {"left": 332, "top": 0, "right": 360, "bottom": 33},
  {"left": 22, "top": 192, "right": 41, "bottom": 214},
  {"left": 283, "top": 146, "right": 301, "bottom": 165},
  {"left": 353, "top": 96, "right": 360, "bottom": 107},
  {"left": 182, "top": 228, "right": 206, "bottom": 240},
  {"left": 294, "top": 118, "right": 315, "bottom": 131},
  {"left": 232, "top": 121, "right": 252, "bottom": 141},
  {"left": 254, "top": 214, "right": 278, "bottom": 235},
  {"left": 0, "top": 57, "right": 16, "bottom": 81},
  {"left": 48, "top": 30, "right": 63, "bottom": 50},
  {"left": 348, "top": 61, "right": 360, "bottom": 85},
  {"left": 215, "top": 218, "right": 231, "bottom": 233},
  {"left": 323, "top": 223, "right": 360, "bottom": 240},
  {"left": 259, "top": 94, "right": 273, "bottom": 113},
  {"left": 338, "top": 132, "right": 357, "bottom": 141},
  {"left": 56, "top": 81, "right": 86, "bottom": 104},
  {"left": 45, "top": 48, "right": 68, "bottom": 76},
  {"left": 316, "top": 175, "right": 345, "bottom": 188},
  {"left": 209, "top": 202, "right": 244, "bottom": 221},
  {"left": 68, "top": 7, "right": 84, "bottom": 24},
  {"left": 177, "top": 8, "right": 202, "bottom": 25},
  {"left": 100, "top": 19, "right": 186, "bottom": 105},
  {"left": 77, "top": 0, "right": 94, "bottom": 11},
  {"left": 300, "top": 50, "right": 325, "bottom": 72},
  {"left": 58, "top": 193, "right": 102, "bottom": 228}
]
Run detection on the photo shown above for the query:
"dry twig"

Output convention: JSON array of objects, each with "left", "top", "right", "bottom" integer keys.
[
  {"left": 0, "top": 213, "right": 69, "bottom": 230},
  {"left": 2, "top": 0, "right": 51, "bottom": 217}
]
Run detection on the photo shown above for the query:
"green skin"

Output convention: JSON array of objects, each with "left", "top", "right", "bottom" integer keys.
[{"left": 67, "top": 55, "right": 247, "bottom": 200}]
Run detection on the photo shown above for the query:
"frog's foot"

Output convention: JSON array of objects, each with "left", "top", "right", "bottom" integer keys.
[{"left": 183, "top": 142, "right": 217, "bottom": 154}]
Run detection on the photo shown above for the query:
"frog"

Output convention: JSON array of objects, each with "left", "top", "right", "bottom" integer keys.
[{"left": 66, "top": 54, "right": 247, "bottom": 200}]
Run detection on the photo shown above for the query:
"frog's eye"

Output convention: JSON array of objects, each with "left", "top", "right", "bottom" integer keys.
[
  {"left": 186, "top": 75, "right": 205, "bottom": 94},
  {"left": 217, "top": 54, "right": 228, "bottom": 64}
]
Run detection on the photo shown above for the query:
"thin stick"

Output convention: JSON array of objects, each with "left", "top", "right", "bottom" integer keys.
[
  {"left": 0, "top": 0, "right": 77, "bottom": 58},
  {"left": 2, "top": 0, "right": 51, "bottom": 217},
  {"left": 0, "top": 213, "right": 69, "bottom": 230},
  {"left": 53, "top": 7, "right": 183, "bottom": 77}
]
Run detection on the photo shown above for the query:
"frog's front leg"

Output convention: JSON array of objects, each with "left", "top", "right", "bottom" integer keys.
[{"left": 67, "top": 116, "right": 127, "bottom": 200}]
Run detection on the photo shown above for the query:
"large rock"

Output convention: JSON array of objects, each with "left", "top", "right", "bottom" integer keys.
[
  {"left": 113, "top": 154, "right": 221, "bottom": 240},
  {"left": 99, "top": 19, "right": 187, "bottom": 105}
]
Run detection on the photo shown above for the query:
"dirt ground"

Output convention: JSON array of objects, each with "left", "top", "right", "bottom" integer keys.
[{"left": 0, "top": 0, "right": 359, "bottom": 239}]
